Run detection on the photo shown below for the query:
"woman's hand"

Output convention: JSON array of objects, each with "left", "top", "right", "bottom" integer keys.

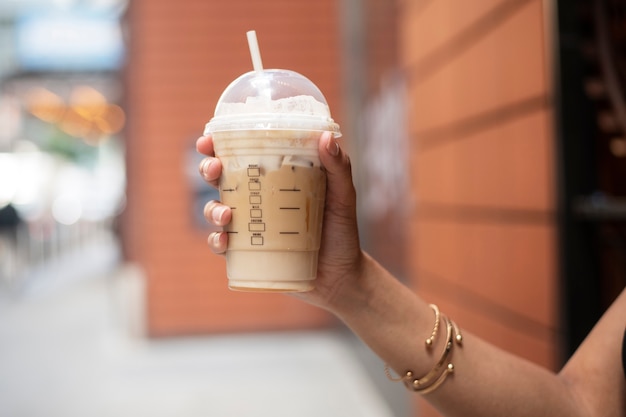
[{"left": 196, "top": 132, "right": 364, "bottom": 310}]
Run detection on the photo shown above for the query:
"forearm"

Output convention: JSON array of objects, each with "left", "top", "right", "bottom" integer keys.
[
  {"left": 328, "top": 253, "right": 586, "bottom": 417},
  {"left": 328, "top": 252, "right": 439, "bottom": 378}
]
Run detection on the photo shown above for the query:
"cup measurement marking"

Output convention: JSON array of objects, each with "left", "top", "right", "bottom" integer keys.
[
  {"left": 225, "top": 165, "right": 308, "bottom": 243},
  {"left": 278, "top": 185, "right": 302, "bottom": 234},
  {"left": 247, "top": 165, "right": 265, "bottom": 246}
]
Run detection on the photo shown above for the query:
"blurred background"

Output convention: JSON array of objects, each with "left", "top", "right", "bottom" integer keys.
[{"left": 0, "top": 0, "right": 624, "bottom": 416}]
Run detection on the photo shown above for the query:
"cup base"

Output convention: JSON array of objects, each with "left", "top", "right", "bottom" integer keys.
[
  {"left": 228, "top": 280, "right": 314, "bottom": 293},
  {"left": 225, "top": 250, "right": 318, "bottom": 292}
]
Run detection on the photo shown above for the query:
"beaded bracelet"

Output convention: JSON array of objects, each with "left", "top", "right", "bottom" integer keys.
[{"left": 424, "top": 304, "right": 441, "bottom": 348}]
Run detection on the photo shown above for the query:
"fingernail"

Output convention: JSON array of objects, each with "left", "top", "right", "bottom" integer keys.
[
  {"left": 326, "top": 135, "right": 340, "bottom": 157},
  {"left": 212, "top": 205, "right": 227, "bottom": 225},
  {"left": 212, "top": 232, "right": 222, "bottom": 247},
  {"left": 199, "top": 158, "right": 212, "bottom": 178}
]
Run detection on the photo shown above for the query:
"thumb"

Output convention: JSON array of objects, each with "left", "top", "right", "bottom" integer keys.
[{"left": 319, "top": 132, "right": 357, "bottom": 219}]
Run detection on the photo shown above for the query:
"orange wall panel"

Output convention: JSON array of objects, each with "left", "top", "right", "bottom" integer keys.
[
  {"left": 413, "top": 110, "right": 556, "bottom": 211},
  {"left": 417, "top": 287, "right": 558, "bottom": 368},
  {"left": 411, "top": 218, "right": 558, "bottom": 329},
  {"left": 408, "top": 0, "right": 548, "bottom": 134},
  {"left": 400, "top": 0, "right": 518, "bottom": 69}
]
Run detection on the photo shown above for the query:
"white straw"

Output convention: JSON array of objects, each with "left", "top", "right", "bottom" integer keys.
[{"left": 246, "top": 30, "right": 264, "bottom": 73}]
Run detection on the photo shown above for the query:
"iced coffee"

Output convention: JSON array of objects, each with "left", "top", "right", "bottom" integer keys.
[{"left": 205, "top": 67, "right": 340, "bottom": 292}]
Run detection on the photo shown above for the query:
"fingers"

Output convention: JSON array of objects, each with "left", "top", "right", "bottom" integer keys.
[
  {"left": 198, "top": 135, "right": 229, "bottom": 255},
  {"left": 207, "top": 231, "right": 228, "bottom": 254},
  {"left": 198, "top": 157, "right": 222, "bottom": 189},
  {"left": 196, "top": 134, "right": 215, "bottom": 156},
  {"left": 203, "top": 200, "right": 232, "bottom": 227},
  {"left": 200, "top": 132, "right": 357, "bottom": 262},
  {"left": 197, "top": 135, "right": 222, "bottom": 189},
  {"left": 204, "top": 200, "right": 231, "bottom": 255}
]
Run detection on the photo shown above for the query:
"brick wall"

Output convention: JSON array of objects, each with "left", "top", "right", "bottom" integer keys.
[
  {"left": 399, "top": 0, "right": 560, "bottom": 416},
  {"left": 123, "top": 0, "right": 343, "bottom": 336}
]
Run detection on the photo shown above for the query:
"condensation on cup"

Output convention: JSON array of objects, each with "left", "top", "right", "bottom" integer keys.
[{"left": 204, "top": 31, "right": 341, "bottom": 292}]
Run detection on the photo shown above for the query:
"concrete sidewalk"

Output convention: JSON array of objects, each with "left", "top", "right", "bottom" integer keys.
[{"left": 0, "top": 240, "right": 404, "bottom": 417}]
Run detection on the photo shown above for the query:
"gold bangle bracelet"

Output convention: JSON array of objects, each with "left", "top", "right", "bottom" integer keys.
[
  {"left": 384, "top": 306, "right": 463, "bottom": 395},
  {"left": 384, "top": 303, "right": 441, "bottom": 382},
  {"left": 414, "top": 363, "right": 455, "bottom": 395},
  {"left": 413, "top": 316, "right": 462, "bottom": 394},
  {"left": 406, "top": 314, "right": 453, "bottom": 391}
]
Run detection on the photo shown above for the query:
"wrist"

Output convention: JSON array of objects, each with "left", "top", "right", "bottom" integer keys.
[{"left": 324, "top": 251, "right": 379, "bottom": 317}]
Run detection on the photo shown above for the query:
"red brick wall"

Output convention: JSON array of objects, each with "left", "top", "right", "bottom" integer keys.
[
  {"left": 399, "top": 0, "right": 560, "bottom": 415},
  {"left": 123, "top": 0, "right": 343, "bottom": 336}
]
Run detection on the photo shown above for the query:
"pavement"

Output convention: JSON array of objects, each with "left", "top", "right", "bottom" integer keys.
[{"left": 0, "top": 233, "right": 409, "bottom": 417}]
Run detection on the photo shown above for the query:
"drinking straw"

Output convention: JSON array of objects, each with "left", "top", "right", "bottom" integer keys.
[{"left": 246, "top": 30, "right": 264, "bottom": 73}]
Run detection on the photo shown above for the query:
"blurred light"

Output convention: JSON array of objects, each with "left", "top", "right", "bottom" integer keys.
[
  {"left": 68, "top": 86, "right": 125, "bottom": 143},
  {"left": 610, "top": 138, "right": 626, "bottom": 157},
  {"left": 11, "top": 153, "right": 49, "bottom": 207},
  {"left": 70, "top": 85, "right": 107, "bottom": 110},
  {"left": 24, "top": 84, "right": 126, "bottom": 143},
  {"left": 94, "top": 104, "right": 125, "bottom": 134},
  {"left": 25, "top": 87, "right": 65, "bottom": 123},
  {"left": 16, "top": 11, "right": 124, "bottom": 71},
  {"left": 59, "top": 107, "right": 94, "bottom": 138},
  {"left": 51, "top": 192, "right": 82, "bottom": 225},
  {"left": 0, "top": 150, "right": 53, "bottom": 222},
  {"left": 0, "top": 0, "right": 129, "bottom": 18}
]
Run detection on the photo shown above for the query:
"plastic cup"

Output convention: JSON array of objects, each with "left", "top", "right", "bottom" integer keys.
[{"left": 204, "top": 69, "right": 341, "bottom": 292}]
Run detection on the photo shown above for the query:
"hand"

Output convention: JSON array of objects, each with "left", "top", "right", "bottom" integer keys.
[{"left": 196, "top": 132, "right": 364, "bottom": 310}]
